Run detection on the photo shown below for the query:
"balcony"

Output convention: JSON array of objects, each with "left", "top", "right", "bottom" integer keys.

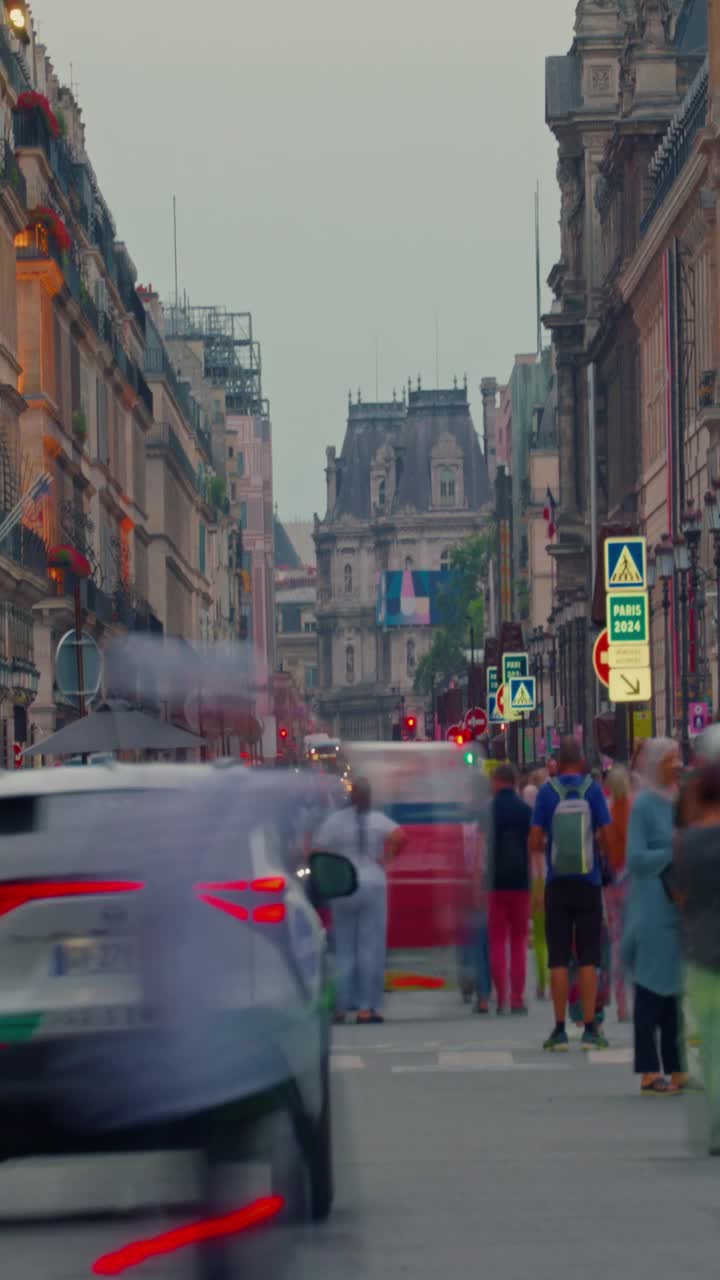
[
  {"left": 147, "top": 422, "right": 199, "bottom": 493},
  {"left": 0, "top": 24, "right": 29, "bottom": 95},
  {"left": 640, "top": 64, "right": 708, "bottom": 238},
  {"left": 144, "top": 344, "right": 209, "bottom": 454},
  {"left": 0, "top": 515, "right": 47, "bottom": 580},
  {"left": 0, "top": 139, "right": 26, "bottom": 209}
]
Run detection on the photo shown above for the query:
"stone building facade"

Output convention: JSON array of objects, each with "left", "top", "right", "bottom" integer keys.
[
  {"left": 314, "top": 385, "right": 490, "bottom": 741},
  {"left": 544, "top": 0, "right": 708, "bottom": 743}
]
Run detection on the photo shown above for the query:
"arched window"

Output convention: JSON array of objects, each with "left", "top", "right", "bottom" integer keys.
[
  {"left": 405, "top": 555, "right": 414, "bottom": 570},
  {"left": 440, "top": 467, "right": 456, "bottom": 501},
  {"left": 343, "top": 563, "right": 352, "bottom": 594},
  {"left": 440, "top": 548, "right": 451, "bottom": 571},
  {"left": 406, "top": 638, "right": 416, "bottom": 677},
  {"left": 345, "top": 644, "right": 355, "bottom": 684},
  {"left": 377, "top": 477, "right": 386, "bottom": 510}
]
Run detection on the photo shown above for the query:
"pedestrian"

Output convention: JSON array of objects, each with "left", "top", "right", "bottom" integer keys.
[
  {"left": 674, "top": 762, "right": 720, "bottom": 1146},
  {"left": 622, "top": 738, "right": 685, "bottom": 1095},
  {"left": 314, "top": 777, "right": 407, "bottom": 1025},
  {"left": 531, "top": 735, "right": 612, "bottom": 1051},
  {"left": 457, "top": 769, "right": 492, "bottom": 1013},
  {"left": 524, "top": 770, "right": 548, "bottom": 999},
  {"left": 605, "top": 765, "right": 632, "bottom": 1022},
  {"left": 488, "top": 763, "right": 532, "bottom": 1015}
]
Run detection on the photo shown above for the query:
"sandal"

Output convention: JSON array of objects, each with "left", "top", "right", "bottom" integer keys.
[{"left": 641, "top": 1078, "right": 679, "bottom": 1095}]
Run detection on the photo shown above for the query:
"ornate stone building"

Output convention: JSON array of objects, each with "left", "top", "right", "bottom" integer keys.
[
  {"left": 313, "top": 384, "right": 490, "bottom": 741},
  {"left": 544, "top": 0, "right": 707, "bottom": 742}
]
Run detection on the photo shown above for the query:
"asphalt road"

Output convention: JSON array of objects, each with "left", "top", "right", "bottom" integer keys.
[{"left": 1, "top": 991, "right": 718, "bottom": 1279}]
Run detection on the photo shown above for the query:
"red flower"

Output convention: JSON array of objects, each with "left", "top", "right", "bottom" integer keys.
[
  {"left": 15, "top": 91, "right": 60, "bottom": 140},
  {"left": 28, "top": 206, "right": 72, "bottom": 253}
]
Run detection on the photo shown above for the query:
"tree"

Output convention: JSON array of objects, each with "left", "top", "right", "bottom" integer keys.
[{"left": 413, "top": 525, "right": 496, "bottom": 696}]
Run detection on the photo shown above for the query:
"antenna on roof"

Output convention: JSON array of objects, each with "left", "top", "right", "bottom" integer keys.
[
  {"left": 172, "top": 195, "right": 179, "bottom": 310},
  {"left": 375, "top": 336, "right": 380, "bottom": 402},
  {"left": 435, "top": 309, "right": 440, "bottom": 391},
  {"left": 535, "top": 180, "right": 542, "bottom": 357}
]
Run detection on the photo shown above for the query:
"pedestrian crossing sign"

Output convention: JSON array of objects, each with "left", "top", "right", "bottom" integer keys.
[
  {"left": 488, "top": 693, "right": 504, "bottom": 724},
  {"left": 509, "top": 676, "right": 536, "bottom": 713},
  {"left": 604, "top": 537, "right": 647, "bottom": 592}
]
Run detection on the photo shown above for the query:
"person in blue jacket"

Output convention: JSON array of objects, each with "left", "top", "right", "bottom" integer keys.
[{"left": 623, "top": 738, "right": 685, "bottom": 1095}]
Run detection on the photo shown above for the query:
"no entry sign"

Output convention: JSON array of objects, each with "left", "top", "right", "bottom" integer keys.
[
  {"left": 464, "top": 707, "right": 488, "bottom": 738},
  {"left": 593, "top": 629, "right": 610, "bottom": 689}
]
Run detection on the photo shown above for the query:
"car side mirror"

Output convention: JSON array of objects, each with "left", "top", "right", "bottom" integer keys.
[{"left": 309, "top": 851, "right": 357, "bottom": 900}]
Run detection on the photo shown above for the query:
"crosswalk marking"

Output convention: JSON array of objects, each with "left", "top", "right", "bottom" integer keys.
[
  {"left": 331, "top": 1054, "right": 365, "bottom": 1072},
  {"left": 438, "top": 1051, "right": 513, "bottom": 1070}
]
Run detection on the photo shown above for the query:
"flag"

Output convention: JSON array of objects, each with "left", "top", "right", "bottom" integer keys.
[{"left": 543, "top": 487, "right": 557, "bottom": 541}]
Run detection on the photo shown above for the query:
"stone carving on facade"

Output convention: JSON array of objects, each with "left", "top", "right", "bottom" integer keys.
[
  {"left": 558, "top": 157, "right": 584, "bottom": 278},
  {"left": 590, "top": 65, "right": 613, "bottom": 96},
  {"left": 637, "top": 0, "right": 673, "bottom": 47}
]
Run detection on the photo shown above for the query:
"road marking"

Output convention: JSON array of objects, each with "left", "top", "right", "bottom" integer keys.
[
  {"left": 438, "top": 1051, "right": 514, "bottom": 1070},
  {"left": 587, "top": 1048, "right": 633, "bottom": 1066},
  {"left": 330, "top": 1054, "right": 365, "bottom": 1071}
]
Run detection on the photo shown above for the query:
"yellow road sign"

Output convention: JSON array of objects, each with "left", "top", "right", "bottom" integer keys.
[
  {"left": 609, "top": 667, "right": 652, "bottom": 703},
  {"left": 633, "top": 710, "right": 653, "bottom": 740},
  {"left": 607, "top": 644, "right": 650, "bottom": 669}
]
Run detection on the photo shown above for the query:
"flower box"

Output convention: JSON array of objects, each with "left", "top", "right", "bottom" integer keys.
[{"left": 14, "top": 91, "right": 60, "bottom": 140}]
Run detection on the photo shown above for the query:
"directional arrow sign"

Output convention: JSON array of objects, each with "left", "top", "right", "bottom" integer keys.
[{"left": 609, "top": 668, "right": 652, "bottom": 703}]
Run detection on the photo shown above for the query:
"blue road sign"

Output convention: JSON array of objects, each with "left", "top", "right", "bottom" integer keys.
[
  {"left": 604, "top": 537, "right": 647, "bottom": 592},
  {"left": 509, "top": 676, "right": 537, "bottom": 713},
  {"left": 488, "top": 693, "right": 503, "bottom": 724}
]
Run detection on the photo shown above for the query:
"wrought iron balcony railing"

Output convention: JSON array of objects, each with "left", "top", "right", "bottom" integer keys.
[
  {"left": 0, "top": 138, "right": 26, "bottom": 208},
  {"left": 640, "top": 65, "right": 708, "bottom": 237}
]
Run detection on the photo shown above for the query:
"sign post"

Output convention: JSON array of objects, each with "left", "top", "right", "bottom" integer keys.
[{"left": 604, "top": 536, "right": 652, "bottom": 709}]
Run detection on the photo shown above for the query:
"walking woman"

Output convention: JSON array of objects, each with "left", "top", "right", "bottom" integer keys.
[
  {"left": 623, "top": 739, "right": 685, "bottom": 1095},
  {"left": 605, "top": 765, "right": 632, "bottom": 1022},
  {"left": 674, "top": 763, "right": 720, "bottom": 1150}
]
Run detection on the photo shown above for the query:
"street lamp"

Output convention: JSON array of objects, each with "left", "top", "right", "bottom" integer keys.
[
  {"left": 682, "top": 508, "right": 704, "bottom": 701},
  {"left": 674, "top": 534, "right": 691, "bottom": 764},
  {"left": 656, "top": 535, "right": 674, "bottom": 738},
  {"left": 8, "top": 4, "right": 30, "bottom": 44},
  {"left": 704, "top": 485, "right": 720, "bottom": 717}
]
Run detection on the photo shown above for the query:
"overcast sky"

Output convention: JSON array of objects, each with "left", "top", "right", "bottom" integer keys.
[{"left": 36, "top": 0, "right": 576, "bottom": 518}]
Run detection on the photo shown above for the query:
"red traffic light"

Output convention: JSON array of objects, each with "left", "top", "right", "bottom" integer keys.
[
  {"left": 406, "top": 716, "right": 416, "bottom": 730},
  {"left": 278, "top": 726, "right": 289, "bottom": 741},
  {"left": 402, "top": 715, "right": 417, "bottom": 741},
  {"left": 454, "top": 733, "right": 464, "bottom": 746}
]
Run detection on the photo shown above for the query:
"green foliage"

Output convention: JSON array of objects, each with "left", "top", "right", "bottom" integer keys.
[
  {"left": 208, "top": 475, "right": 226, "bottom": 509},
  {"left": 412, "top": 526, "right": 495, "bottom": 696}
]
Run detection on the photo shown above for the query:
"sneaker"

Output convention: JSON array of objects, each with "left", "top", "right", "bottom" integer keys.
[
  {"left": 474, "top": 999, "right": 490, "bottom": 1015},
  {"left": 543, "top": 1028, "right": 569, "bottom": 1052},
  {"left": 511, "top": 1005, "right": 529, "bottom": 1016},
  {"left": 581, "top": 1026, "right": 609, "bottom": 1051}
]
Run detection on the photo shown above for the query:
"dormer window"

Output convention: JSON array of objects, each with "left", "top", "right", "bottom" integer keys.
[{"left": 440, "top": 467, "right": 456, "bottom": 502}]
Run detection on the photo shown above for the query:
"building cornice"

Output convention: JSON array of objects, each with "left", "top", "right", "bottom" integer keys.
[{"left": 619, "top": 147, "right": 708, "bottom": 302}]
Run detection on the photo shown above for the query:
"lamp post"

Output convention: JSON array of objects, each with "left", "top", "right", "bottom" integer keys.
[
  {"left": 656, "top": 536, "right": 674, "bottom": 739},
  {"left": 572, "top": 592, "right": 587, "bottom": 750},
  {"left": 647, "top": 550, "right": 657, "bottom": 736},
  {"left": 674, "top": 534, "right": 691, "bottom": 764},
  {"left": 704, "top": 486, "right": 720, "bottom": 717},
  {"left": 682, "top": 508, "right": 703, "bottom": 701}
]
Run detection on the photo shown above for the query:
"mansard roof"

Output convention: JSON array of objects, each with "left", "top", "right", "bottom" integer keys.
[{"left": 329, "top": 386, "right": 489, "bottom": 522}]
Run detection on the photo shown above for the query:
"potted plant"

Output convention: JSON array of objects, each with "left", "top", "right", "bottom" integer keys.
[
  {"left": 14, "top": 91, "right": 61, "bottom": 140},
  {"left": 72, "top": 408, "right": 87, "bottom": 442},
  {"left": 28, "top": 206, "right": 72, "bottom": 254}
]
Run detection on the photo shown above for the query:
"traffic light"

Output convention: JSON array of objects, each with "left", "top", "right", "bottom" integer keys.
[
  {"left": 278, "top": 726, "right": 289, "bottom": 743},
  {"left": 403, "top": 715, "right": 417, "bottom": 741},
  {"left": 463, "top": 748, "right": 476, "bottom": 766}
]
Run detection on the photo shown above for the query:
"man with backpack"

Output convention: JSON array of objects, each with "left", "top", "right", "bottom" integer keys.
[
  {"left": 531, "top": 737, "right": 612, "bottom": 1051},
  {"left": 487, "top": 763, "right": 532, "bottom": 1014}
]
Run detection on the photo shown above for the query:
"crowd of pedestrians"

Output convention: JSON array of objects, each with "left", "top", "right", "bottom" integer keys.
[{"left": 464, "top": 727, "right": 720, "bottom": 1153}]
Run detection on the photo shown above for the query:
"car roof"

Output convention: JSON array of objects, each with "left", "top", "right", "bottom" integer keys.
[{"left": 0, "top": 763, "right": 218, "bottom": 797}]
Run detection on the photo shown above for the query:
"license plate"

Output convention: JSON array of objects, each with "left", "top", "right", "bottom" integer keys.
[{"left": 53, "top": 938, "right": 137, "bottom": 977}]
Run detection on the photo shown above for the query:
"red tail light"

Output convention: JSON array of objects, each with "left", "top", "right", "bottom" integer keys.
[
  {"left": 252, "top": 903, "right": 286, "bottom": 924},
  {"left": 197, "top": 893, "right": 249, "bottom": 922},
  {"left": 195, "top": 880, "right": 249, "bottom": 893},
  {"left": 0, "top": 880, "right": 144, "bottom": 918},
  {"left": 92, "top": 1194, "right": 284, "bottom": 1275},
  {"left": 251, "top": 876, "right": 286, "bottom": 893}
]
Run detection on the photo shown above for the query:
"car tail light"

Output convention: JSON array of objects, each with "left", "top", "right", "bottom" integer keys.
[
  {"left": 0, "top": 880, "right": 144, "bottom": 919},
  {"left": 196, "top": 893, "right": 249, "bottom": 922},
  {"left": 92, "top": 1194, "right": 284, "bottom": 1275},
  {"left": 251, "top": 876, "right": 286, "bottom": 893},
  {"left": 252, "top": 903, "right": 286, "bottom": 924},
  {"left": 195, "top": 880, "right": 249, "bottom": 893}
]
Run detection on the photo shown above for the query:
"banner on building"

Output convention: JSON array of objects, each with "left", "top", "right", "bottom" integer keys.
[{"left": 376, "top": 570, "right": 448, "bottom": 627}]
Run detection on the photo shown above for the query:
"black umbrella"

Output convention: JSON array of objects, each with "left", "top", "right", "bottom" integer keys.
[{"left": 24, "top": 701, "right": 206, "bottom": 758}]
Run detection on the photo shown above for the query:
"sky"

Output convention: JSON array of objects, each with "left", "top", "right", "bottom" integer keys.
[{"left": 35, "top": 0, "right": 577, "bottom": 519}]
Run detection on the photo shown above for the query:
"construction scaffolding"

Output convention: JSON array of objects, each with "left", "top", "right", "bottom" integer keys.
[{"left": 164, "top": 303, "right": 264, "bottom": 416}]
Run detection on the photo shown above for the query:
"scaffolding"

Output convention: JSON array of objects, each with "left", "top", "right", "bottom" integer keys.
[{"left": 164, "top": 303, "right": 264, "bottom": 416}]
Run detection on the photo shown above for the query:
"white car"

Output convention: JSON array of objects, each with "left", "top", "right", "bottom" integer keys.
[{"left": 0, "top": 763, "right": 355, "bottom": 1222}]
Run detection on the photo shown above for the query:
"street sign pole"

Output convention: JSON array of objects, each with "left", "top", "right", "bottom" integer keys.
[{"left": 73, "top": 581, "right": 86, "bottom": 720}]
